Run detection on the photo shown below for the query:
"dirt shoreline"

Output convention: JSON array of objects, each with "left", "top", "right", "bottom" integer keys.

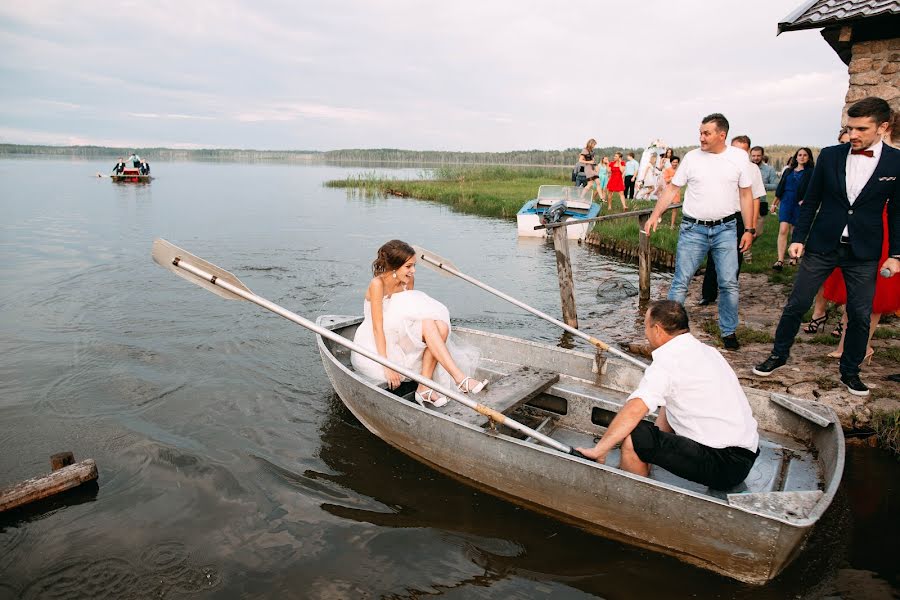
[{"left": 624, "top": 272, "right": 900, "bottom": 434}]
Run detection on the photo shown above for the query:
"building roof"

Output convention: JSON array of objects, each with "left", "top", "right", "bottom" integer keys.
[{"left": 778, "top": 0, "right": 900, "bottom": 34}]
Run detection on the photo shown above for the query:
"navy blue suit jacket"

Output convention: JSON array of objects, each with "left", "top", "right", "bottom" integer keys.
[{"left": 792, "top": 142, "right": 900, "bottom": 261}]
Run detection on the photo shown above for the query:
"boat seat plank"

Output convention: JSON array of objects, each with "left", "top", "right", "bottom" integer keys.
[
  {"left": 727, "top": 490, "right": 823, "bottom": 522},
  {"left": 770, "top": 393, "right": 834, "bottom": 427},
  {"left": 439, "top": 366, "right": 560, "bottom": 426}
]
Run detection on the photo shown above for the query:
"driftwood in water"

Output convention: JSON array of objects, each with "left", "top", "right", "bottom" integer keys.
[{"left": 0, "top": 455, "right": 98, "bottom": 513}]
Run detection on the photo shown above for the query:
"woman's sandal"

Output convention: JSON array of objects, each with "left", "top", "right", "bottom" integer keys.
[
  {"left": 827, "top": 347, "right": 874, "bottom": 364},
  {"left": 457, "top": 376, "right": 488, "bottom": 394},
  {"left": 804, "top": 314, "right": 827, "bottom": 333},
  {"left": 831, "top": 322, "right": 844, "bottom": 339},
  {"left": 415, "top": 388, "right": 448, "bottom": 408},
  {"left": 772, "top": 260, "right": 784, "bottom": 272}
]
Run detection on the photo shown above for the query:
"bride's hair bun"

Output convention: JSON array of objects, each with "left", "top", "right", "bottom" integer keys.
[{"left": 373, "top": 240, "right": 415, "bottom": 276}]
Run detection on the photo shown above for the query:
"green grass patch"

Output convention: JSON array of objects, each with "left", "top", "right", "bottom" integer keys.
[
  {"left": 798, "top": 333, "right": 840, "bottom": 346},
  {"left": 698, "top": 320, "right": 774, "bottom": 345},
  {"left": 324, "top": 167, "right": 568, "bottom": 219},
  {"left": 872, "top": 409, "right": 900, "bottom": 457},
  {"left": 877, "top": 346, "right": 900, "bottom": 363},
  {"left": 873, "top": 326, "right": 900, "bottom": 340}
]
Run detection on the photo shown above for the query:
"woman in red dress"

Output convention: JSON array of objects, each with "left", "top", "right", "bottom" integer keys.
[
  {"left": 822, "top": 206, "right": 900, "bottom": 360},
  {"left": 607, "top": 152, "right": 628, "bottom": 210}
]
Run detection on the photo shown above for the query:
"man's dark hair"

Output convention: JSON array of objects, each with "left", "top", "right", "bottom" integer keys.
[
  {"left": 750, "top": 145, "right": 765, "bottom": 154},
  {"left": 702, "top": 113, "right": 730, "bottom": 134},
  {"left": 847, "top": 97, "right": 891, "bottom": 125},
  {"left": 671, "top": 155, "right": 680, "bottom": 162},
  {"left": 732, "top": 134, "right": 751, "bottom": 147},
  {"left": 647, "top": 300, "right": 689, "bottom": 334},
  {"left": 627, "top": 152, "right": 635, "bottom": 158}
]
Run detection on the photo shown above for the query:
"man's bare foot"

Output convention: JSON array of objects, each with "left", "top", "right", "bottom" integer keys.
[{"left": 575, "top": 446, "right": 606, "bottom": 463}]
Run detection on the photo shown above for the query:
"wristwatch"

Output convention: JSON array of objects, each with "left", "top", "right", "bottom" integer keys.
[{"left": 745, "top": 228, "right": 756, "bottom": 234}]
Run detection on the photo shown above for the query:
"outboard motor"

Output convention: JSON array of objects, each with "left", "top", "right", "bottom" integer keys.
[{"left": 540, "top": 200, "right": 567, "bottom": 227}]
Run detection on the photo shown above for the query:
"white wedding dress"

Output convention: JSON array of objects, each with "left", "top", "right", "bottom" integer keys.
[{"left": 351, "top": 289, "right": 479, "bottom": 388}]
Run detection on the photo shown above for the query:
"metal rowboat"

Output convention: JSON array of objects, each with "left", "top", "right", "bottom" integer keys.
[{"left": 315, "top": 315, "right": 844, "bottom": 585}]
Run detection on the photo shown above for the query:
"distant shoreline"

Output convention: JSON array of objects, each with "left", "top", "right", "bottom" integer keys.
[{"left": 0, "top": 143, "right": 815, "bottom": 170}]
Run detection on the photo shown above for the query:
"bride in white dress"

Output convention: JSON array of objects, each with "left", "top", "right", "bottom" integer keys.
[{"left": 351, "top": 240, "right": 487, "bottom": 407}]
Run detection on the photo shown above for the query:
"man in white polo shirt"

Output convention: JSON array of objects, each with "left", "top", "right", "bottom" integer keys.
[
  {"left": 644, "top": 113, "right": 756, "bottom": 350},
  {"left": 577, "top": 300, "right": 759, "bottom": 489}
]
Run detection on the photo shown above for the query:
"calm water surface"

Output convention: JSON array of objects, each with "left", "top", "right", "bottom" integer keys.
[{"left": 1, "top": 158, "right": 897, "bottom": 599}]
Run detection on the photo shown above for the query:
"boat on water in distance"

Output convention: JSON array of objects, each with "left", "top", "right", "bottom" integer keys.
[
  {"left": 109, "top": 167, "right": 153, "bottom": 183},
  {"left": 516, "top": 185, "right": 601, "bottom": 240}
]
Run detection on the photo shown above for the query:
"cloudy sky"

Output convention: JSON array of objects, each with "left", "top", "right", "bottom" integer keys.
[{"left": 0, "top": 1, "right": 849, "bottom": 151}]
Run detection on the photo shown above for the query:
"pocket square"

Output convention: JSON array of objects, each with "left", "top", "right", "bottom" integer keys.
[{"left": 878, "top": 176, "right": 896, "bottom": 181}]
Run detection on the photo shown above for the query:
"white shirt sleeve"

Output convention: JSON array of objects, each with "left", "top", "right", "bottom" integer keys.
[
  {"left": 671, "top": 153, "right": 689, "bottom": 188},
  {"left": 626, "top": 361, "right": 671, "bottom": 413},
  {"left": 750, "top": 164, "right": 766, "bottom": 199}
]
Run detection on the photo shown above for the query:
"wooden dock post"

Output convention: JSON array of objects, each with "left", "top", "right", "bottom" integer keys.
[
  {"left": 638, "top": 214, "right": 651, "bottom": 301},
  {"left": 0, "top": 453, "right": 98, "bottom": 513},
  {"left": 550, "top": 224, "right": 578, "bottom": 328}
]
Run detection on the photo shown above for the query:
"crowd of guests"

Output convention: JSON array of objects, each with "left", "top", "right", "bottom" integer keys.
[
  {"left": 638, "top": 96, "right": 898, "bottom": 398},
  {"left": 112, "top": 152, "right": 151, "bottom": 175}
]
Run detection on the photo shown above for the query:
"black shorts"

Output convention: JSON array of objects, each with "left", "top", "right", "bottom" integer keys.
[
  {"left": 759, "top": 201, "right": 769, "bottom": 217},
  {"left": 630, "top": 420, "right": 758, "bottom": 490},
  {"left": 588, "top": 175, "right": 599, "bottom": 181}
]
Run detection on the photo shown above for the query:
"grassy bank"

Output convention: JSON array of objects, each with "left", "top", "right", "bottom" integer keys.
[{"left": 326, "top": 166, "right": 791, "bottom": 277}]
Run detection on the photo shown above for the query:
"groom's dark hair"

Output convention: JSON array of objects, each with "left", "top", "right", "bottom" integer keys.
[{"left": 847, "top": 97, "right": 891, "bottom": 125}]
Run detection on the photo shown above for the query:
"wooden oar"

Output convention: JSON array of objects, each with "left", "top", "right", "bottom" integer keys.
[
  {"left": 151, "top": 239, "right": 588, "bottom": 459},
  {"left": 412, "top": 245, "right": 648, "bottom": 370}
]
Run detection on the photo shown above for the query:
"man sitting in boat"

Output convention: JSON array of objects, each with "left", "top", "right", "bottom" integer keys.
[
  {"left": 140, "top": 160, "right": 151, "bottom": 175},
  {"left": 112, "top": 157, "right": 125, "bottom": 174},
  {"left": 577, "top": 300, "right": 759, "bottom": 489}
]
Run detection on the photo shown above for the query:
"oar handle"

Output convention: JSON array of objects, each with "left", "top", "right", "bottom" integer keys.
[
  {"left": 171, "top": 258, "right": 577, "bottom": 456},
  {"left": 419, "top": 254, "right": 647, "bottom": 370}
]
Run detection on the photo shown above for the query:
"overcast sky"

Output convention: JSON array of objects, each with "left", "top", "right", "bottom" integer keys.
[{"left": 0, "top": 1, "right": 850, "bottom": 151}]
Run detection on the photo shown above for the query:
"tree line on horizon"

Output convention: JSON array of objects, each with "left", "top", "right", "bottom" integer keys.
[{"left": 0, "top": 143, "right": 812, "bottom": 172}]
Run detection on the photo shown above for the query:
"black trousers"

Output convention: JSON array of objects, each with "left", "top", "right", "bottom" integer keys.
[
  {"left": 700, "top": 213, "right": 744, "bottom": 302},
  {"left": 772, "top": 244, "right": 878, "bottom": 376},
  {"left": 631, "top": 421, "right": 758, "bottom": 490},
  {"left": 624, "top": 175, "right": 636, "bottom": 199}
]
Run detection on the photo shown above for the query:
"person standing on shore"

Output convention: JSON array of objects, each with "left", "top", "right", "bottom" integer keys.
[
  {"left": 607, "top": 152, "right": 628, "bottom": 210},
  {"left": 644, "top": 113, "right": 755, "bottom": 350},
  {"left": 771, "top": 148, "right": 815, "bottom": 271},
  {"left": 750, "top": 145, "right": 777, "bottom": 238},
  {"left": 624, "top": 152, "right": 639, "bottom": 200},
  {"left": 753, "top": 97, "right": 900, "bottom": 397},
  {"left": 697, "top": 135, "right": 766, "bottom": 306}
]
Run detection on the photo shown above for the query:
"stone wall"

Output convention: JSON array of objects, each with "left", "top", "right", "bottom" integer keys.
[{"left": 844, "top": 38, "right": 900, "bottom": 120}]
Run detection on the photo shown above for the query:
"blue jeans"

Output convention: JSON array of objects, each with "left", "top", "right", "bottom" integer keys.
[{"left": 668, "top": 219, "right": 739, "bottom": 336}]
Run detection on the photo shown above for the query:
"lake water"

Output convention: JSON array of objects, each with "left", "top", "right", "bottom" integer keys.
[{"left": 1, "top": 158, "right": 897, "bottom": 599}]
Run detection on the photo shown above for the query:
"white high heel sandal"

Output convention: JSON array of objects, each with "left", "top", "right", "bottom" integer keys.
[
  {"left": 456, "top": 376, "right": 488, "bottom": 394},
  {"left": 415, "top": 388, "right": 448, "bottom": 408}
]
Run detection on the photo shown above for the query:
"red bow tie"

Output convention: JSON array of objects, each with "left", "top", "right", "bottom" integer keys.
[{"left": 851, "top": 149, "right": 874, "bottom": 157}]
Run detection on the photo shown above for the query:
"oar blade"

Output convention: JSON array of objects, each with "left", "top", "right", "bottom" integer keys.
[
  {"left": 151, "top": 238, "right": 252, "bottom": 301},
  {"left": 412, "top": 245, "right": 459, "bottom": 277}
]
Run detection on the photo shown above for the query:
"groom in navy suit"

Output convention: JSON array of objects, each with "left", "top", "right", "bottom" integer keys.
[{"left": 754, "top": 97, "right": 900, "bottom": 396}]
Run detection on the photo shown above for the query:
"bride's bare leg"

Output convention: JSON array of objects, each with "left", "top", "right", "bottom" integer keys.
[
  {"left": 421, "top": 319, "right": 465, "bottom": 384},
  {"left": 416, "top": 347, "right": 438, "bottom": 394}
]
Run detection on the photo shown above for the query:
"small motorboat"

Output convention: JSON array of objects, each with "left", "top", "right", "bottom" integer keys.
[
  {"left": 316, "top": 315, "right": 844, "bottom": 585},
  {"left": 110, "top": 167, "right": 152, "bottom": 183},
  {"left": 516, "top": 185, "right": 601, "bottom": 241}
]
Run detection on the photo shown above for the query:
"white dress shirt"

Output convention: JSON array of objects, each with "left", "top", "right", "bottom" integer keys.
[
  {"left": 843, "top": 140, "right": 883, "bottom": 238},
  {"left": 627, "top": 333, "right": 759, "bottom": 452}
]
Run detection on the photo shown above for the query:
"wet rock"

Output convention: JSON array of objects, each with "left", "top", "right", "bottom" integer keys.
[{"left": 596, "top": 278, "right": 638, "bottom": 302}]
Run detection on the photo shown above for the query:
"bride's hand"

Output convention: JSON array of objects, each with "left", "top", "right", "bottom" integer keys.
[{"left": 383, "top": 367, "right": 402, "bottom": 390}]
